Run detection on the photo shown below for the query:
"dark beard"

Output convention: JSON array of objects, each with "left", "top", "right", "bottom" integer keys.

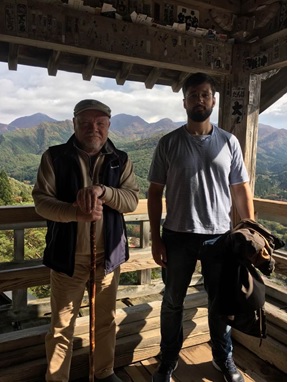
[{"left": 187, "top": 107, "right": 213, "bottom": 122}]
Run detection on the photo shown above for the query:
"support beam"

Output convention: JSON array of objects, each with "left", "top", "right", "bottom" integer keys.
[
  {"left": 47, "top": 50, "right": 61, "bottom": 76},
  {"left": 172, "top": 72, "right": 191, "bottom": 92},
  {"left": 116, "top": 62, "right": 133, "bottom": 85},
  {"left": 260, "top": 68, "right": 287, "bottom": 113},
  {"left": 8, "top": 43, "right": 18, "bottom": 70},
  {"left": 82, "top": 56, "right": 99, "bottom": 81},
  {"left": 0, "top": 2, "right": 234, "bottom": 75},
  {"left": 218, "top": 41, "right": 263, "bottom": 224},
  {"left": 219, "top": 72, "right": 261, "bottom": 194},
  {"left": 145, "top": 67, "right": 162, "bottom": 89},
  {"left": 0, "top": 0, "right": 285, "bottom": 96},
  {"left": 245, "top": 73, "right": 262, "bottom": 194},
  {"left": 248, "top": 29, "right": 287, "bottom": 73}
]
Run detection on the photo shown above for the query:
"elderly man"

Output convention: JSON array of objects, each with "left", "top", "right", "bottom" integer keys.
[{"left": 33, "top": 99, "right": 139, "bottom": 382}]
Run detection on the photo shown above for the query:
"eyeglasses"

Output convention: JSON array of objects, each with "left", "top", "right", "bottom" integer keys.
[{"left": 185, "top": 92, "right": 213, "bottom": 101}]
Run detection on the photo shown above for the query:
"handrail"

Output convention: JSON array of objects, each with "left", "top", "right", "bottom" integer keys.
[
  {"left": 253, "top": 198, "right": 287, "bottom": 225},
  {"left": 0, "top": 197, "right": 286, "bottom": 270},
  {"left": 0, "top": 197, "right": 286, "bottom": 226}
]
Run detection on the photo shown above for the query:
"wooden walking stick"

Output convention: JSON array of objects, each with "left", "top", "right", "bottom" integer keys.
[{"left": 89, "top": 220, "right": 97, "bottom": 382}]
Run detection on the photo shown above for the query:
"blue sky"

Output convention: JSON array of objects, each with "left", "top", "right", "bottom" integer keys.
[{"left": 0, "top": 62, "right": 287, "bottom": 129}]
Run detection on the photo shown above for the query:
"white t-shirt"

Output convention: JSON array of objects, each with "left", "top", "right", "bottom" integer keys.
[{"left": 148, "top": 125, "right": 249, "bottom": 234}]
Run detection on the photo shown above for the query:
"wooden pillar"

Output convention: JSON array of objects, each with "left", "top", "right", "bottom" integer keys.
[
  {"left": 12, "top": 229, "right": 28, "bottom": 327},
  {"left": 218, "top": 46, "right": 261, "bottom": 225},
  {"left": 137, "top": 220, "right": 151, "bottom": 284}
]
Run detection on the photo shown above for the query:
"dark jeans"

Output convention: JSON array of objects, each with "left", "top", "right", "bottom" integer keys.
[{"left": 160, "top": 228, "right": 233, "bottom": 363}]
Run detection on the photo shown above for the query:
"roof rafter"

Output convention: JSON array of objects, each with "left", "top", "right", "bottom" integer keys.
[
  {"left": 82, "top": 56, "right": 99, "bottom": 81},
  {"left": 8, "top": 43, "right": 18, "bottom": 70},
  {"left": 47, "top": 50, "right": 61, "bottom": 76}
]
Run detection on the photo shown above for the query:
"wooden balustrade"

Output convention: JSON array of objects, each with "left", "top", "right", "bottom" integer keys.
[
  {"left": 0, "top": 198, "right": 286, "bottom": 315},
  {"left": 0, "top": 198, "right": 286, "bottom": 381}
]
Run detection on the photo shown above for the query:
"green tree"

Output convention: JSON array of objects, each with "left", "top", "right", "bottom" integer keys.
[
  {"left": 0, "top": 231, "right": 14, "bottom": 262},
  {"left": 0, "top": 170, "right": 12, "bottom": 205}
]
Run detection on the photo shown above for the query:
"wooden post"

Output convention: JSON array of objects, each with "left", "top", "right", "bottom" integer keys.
[
  {"left": 138, "top": 220, "right": 151, "bottom": 284},
  {"left": 218, "top": 45, "right": 262, "bottom": 225},
  {"left": 12, "top": 229, "right": 27, "bottom": 326},
  {"left": 140, "top": 220, "right": 150, "bottom": 248}
]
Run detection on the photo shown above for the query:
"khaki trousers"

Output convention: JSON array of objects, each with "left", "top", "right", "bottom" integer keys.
[{"left": 45, "top": 253, "right": 120, "bottom": 382}]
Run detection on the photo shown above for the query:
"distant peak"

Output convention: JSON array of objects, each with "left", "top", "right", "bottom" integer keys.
[{"left": 8, "top": 113, "right": 57, "bottom": 130}]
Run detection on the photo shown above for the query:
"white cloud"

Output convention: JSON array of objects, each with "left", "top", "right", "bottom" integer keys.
[
  {"left": 259, "top": 93, "right": 287, "bottom": 129},
  {"left": 0, "top": 62, "right": 286, "bottom": 129},
  {"left": 0, "top": 63, "right": 184, "bottom": 123}
]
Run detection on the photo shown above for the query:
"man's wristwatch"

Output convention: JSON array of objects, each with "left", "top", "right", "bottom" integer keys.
[{"left": 97, "top": 184, "right": 106, "bottom": 199}]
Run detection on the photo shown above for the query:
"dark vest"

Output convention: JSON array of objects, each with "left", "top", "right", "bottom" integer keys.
[{"left": 43, "top": 135, "right": 129, "bottom": 276}]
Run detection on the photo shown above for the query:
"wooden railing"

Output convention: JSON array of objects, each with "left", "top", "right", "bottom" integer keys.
[
  {"left": 253, "top": 197, "right": 287, "bottom": 225},
  {"left": 0, "top": 199, "right": 161, "bottom": 318},
  {"left": 0, "top": 198, "right": 286, "bottom": 315},
  {"left": 0, "top": 198, "right": 286, "bottom": 381}
]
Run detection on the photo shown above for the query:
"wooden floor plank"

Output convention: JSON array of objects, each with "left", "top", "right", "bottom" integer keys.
[
  {"left": 124, "top": 361, "right": 152, "bottom": 382},
  {"left": 74, "top": 341, "right": 287, "bottom": 382},
  {"left": 233, "top": 341, "right": 287, "bottom": 382},
  {"left": 140, "top": 357, "right": 159, "bottom": 376},
  {"left": 177, "top": 344, "right": 224, "bottom": 382}
]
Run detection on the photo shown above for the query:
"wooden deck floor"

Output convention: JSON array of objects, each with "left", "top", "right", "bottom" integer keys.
[{"left": 75, "top": 341, "right": 286, "bottom": 382}]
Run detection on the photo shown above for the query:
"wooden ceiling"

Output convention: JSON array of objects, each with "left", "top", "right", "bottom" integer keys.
[{"left": 0, "top": 0, "right": 286, "bottom": 110}]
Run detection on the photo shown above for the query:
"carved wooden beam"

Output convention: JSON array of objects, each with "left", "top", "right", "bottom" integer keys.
[
  {"left": 116, "top": 62, "right": 133, "bottom": 85},
  {"left": 247, "top": 29, "right": 287, "bottom": 73},
  {"left": 82, "top": 56, "right": 99, "bottom": 81},
  {"left": 8, "top": 43, "right": 18, "bottom": 70},
  {"left": 210, "top": 1, "right": 282, "bottom": 40},
  {"left": 0, "top": 2, "right": 233, "bottom": 75},
  {"left": 260, "top": 67, "right": 287, "bottom": 113},
  {"left": 47, "top": 50, "right": 61, "bottom": 76},
  {"left": 145, "top": 67, "right": 162, "bottom": 89},
  {"left": 0, "top": 0, "right": 285, "bottom": 91}
]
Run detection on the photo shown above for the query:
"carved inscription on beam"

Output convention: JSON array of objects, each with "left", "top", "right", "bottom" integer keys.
[
  {"left": 0, "top": 2, "right": 233, "bottom": 75},
  {"left": 116, "top": 62, "right": 133, "bottom": 85},
  {"left": 82, "top": 56, "right": 99, "bottom": 81},
  {"left": 244, "top": 29, "right": 287, "bottom": 74},
  {"left": 47, "top": 50, "right": 61, "bottom": 76},
  {"left": 8, "top": 43, "right": 19, "bottom": 70}
]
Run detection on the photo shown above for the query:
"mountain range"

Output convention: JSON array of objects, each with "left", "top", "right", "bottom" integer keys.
[
  {"left": 0, "top": 112, "right": 184, "bottom": 138},
  {"left": 0, "top": 113, "right": 286, "bottom": 200}
]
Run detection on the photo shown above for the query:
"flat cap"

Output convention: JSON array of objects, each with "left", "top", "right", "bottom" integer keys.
[{"left": 74, "top": 99, "right": 111, "bottom": 117}]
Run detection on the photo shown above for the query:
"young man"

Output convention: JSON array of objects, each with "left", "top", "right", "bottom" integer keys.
[
  {"left": 147, "top": 73, "right": 254, "bottom": 382},
  {"left": 33, "top": 99, "right": 139, "bottom": 382}
]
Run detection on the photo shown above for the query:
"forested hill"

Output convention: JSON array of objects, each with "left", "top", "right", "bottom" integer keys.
[{"left": 0, "top": 113, "right": 286, "bottom": 200}]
